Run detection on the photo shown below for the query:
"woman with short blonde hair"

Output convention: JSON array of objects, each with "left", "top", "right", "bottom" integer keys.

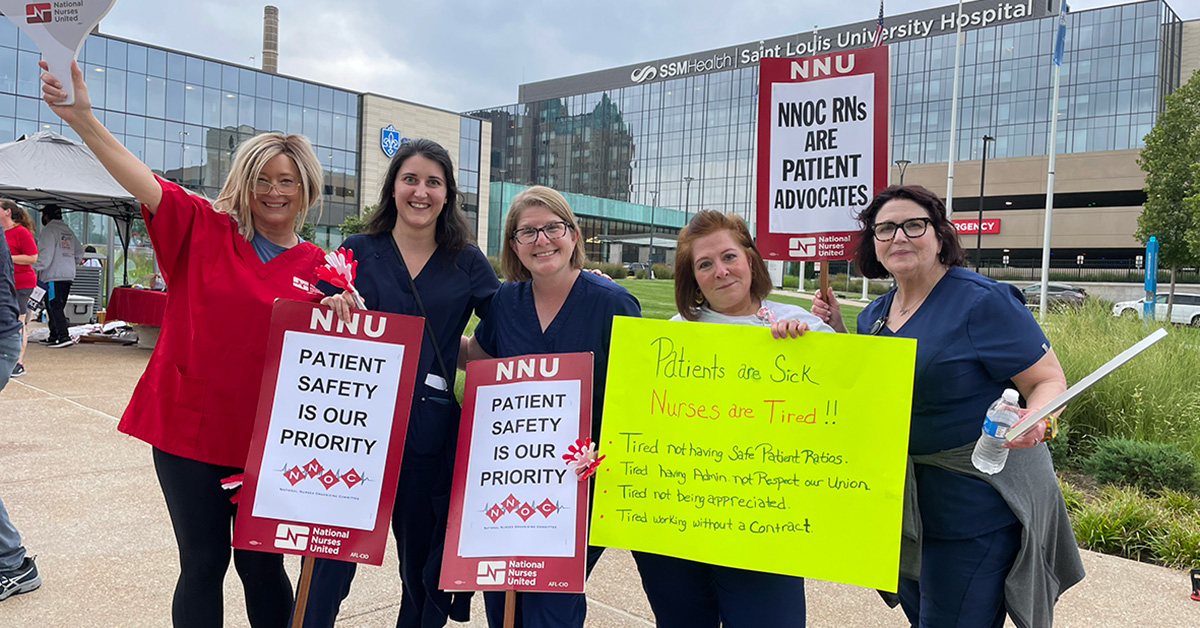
[{"left": 41, "top": 60, "right": 329, "bottom": 627}]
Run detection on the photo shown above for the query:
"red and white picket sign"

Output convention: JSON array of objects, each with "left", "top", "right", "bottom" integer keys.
[
  {"left": 755, "top": 47, "right": 890, "bottom": 261},
  {"left": 441, "top": 352, "right": 593, "bottom": 593},
  {"left": 233, "top": 299, "right": 423, "bottom": 565}
]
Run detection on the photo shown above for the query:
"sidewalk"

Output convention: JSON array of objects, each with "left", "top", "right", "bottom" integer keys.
[{"left": 1, "top": 340, "right": 1198, "bottom": 627}]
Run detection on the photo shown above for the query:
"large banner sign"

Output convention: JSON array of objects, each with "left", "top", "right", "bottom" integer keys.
[
  {"left": 441, "top": 353, "right": 592, "bottom": 593},
  {"left": 0, "top": 0, "right": 115, "bottom": 105},
  {"left": 756, "top": 48, "right": 889, "bottom": 261},
  {"left": 592, "top": 317, "right": 915, "bottom": 591},
  {"left": 233, "top": 300, "right": 423, "bottom": 566}
]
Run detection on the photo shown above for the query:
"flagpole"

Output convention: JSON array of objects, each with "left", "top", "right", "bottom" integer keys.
[
  {"left": 945, "top": 0, "right": 965, "bottom": 219},
  {"left": 1039, "top": 0, "right": 1068, "bottom": 320}
]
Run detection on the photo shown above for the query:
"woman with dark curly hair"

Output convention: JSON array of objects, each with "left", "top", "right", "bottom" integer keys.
[{"left": 812, "top": 185, "right": 1083, "bottom": 628}]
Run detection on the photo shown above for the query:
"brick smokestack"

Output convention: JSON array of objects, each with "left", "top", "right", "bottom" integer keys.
[{"left": 262, "top": 6, "right": 279, "bottom": 73}]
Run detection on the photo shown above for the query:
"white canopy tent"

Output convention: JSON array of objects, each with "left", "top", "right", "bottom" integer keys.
[{"left": 0, "top": 131, "right": 142, "bottom": 287}]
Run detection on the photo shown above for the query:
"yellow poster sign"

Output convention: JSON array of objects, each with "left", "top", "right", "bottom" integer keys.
[{"left": 592, "top": 317, "right": 916, "bottom": 591}]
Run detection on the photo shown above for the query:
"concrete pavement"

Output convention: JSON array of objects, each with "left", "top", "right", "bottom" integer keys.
[{"left": 1, "top": 337, "right": 1198, "bottom": 627}]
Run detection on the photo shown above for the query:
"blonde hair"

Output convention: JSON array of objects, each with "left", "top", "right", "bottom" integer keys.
[
  {"left": 500, "top": 186, "right": 586, "bottom": 282},
  {"left": 213, "top": 133, "right": 324, "bottom": 239}
]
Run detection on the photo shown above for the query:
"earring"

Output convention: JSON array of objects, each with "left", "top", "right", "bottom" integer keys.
[{"left": 694, "top": 290, "right": 706, "bottom": 306}]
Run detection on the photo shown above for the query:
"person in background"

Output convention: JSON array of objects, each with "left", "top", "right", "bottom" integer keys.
[
  {"left": 43, "top": 59, "right": 329, "bottom": 627},
  {"left": 0, "top": 232, "right": 43, "bottom": 602},
  {"left": 33, "top": 203, "right": 82, "bottom": 348},
  {"left": 812, "top": 185, "right": 1083, "bottom": 628},
  {"left": 306, "top": 139, "right": 496, "bottom": 628},
  {"left": 81, "top": 245, "right": 102, "bottom": 268},
  {"left": 1, "top": 199, "right": 37, "bottom": 376},
  {"left": 632, "top": 209, "right": 827, "bottom": 628},
  {"left": 463, "top": 186, "right": 641, "bottom": 628}
]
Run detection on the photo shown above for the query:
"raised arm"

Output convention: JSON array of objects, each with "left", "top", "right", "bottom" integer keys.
[{"left": 40, "top": 61, "right": 163, "bottom": 213}]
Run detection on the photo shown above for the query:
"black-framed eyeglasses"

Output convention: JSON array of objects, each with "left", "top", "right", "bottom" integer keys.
[
  {"left": 872, "top": 217, "right": 931, "bottom": 241},
  {"left": 869, "top": 315, "right": 889, "bottom": 335},
  {"left": 513, "top": 221, "right": 572, "bottom": 245}
]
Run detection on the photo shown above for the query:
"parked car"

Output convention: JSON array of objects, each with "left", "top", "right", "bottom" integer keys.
[
  {"left": 1111, "top": 293, "right": 1200, "bottom": 326},
  {"left": 626, "top": 262, "right": 650, "bottom": 277},
  {"left": 1022, "top": 282, "right": 1087, "bottom": 308}
]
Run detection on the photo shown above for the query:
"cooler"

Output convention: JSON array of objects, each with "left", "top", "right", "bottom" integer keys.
[{"left": 66, "top": 294, "right": 95, "bottom": 325}]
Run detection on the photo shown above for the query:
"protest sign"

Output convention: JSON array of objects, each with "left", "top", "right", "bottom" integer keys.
[
  {"left": 232, "top": 299, "right": 423, "bottom": 566},
  {"left": 0, "top": 0, "right": 115, "bottom": 105},
  {"left": 441, "top": 353, "right": 592, "bottom": 593},
  {"left": 592, "top": 317, "right": 914, "bottom": 592},
  {"left": 755, "top": 47, "right": 889, "bottom": 261}
]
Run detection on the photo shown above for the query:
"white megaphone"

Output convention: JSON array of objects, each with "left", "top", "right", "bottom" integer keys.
[{"left": 0, "top": 0, "right": 117, "bottom": 105}]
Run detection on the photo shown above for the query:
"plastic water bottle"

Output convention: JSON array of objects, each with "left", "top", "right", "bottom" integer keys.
[{"left": 971, "top": 388, "right": 1021, "bottom": 475}]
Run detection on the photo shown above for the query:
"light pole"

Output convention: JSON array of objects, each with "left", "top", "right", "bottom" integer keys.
[
  {"left": 976, "top": 134, "right": 995, "bottom": 272},
  {"left": 895, "top": 159, "right": 911, "bottom": 185},
  {"left": 178, "top": 131, "right": 189, "bottom": 184},
  {"left": 683, "top": 176, "right": 695, "bottom": 222},
  {"left": 648, "top": 190, "right": 658, "bottom": 279}
]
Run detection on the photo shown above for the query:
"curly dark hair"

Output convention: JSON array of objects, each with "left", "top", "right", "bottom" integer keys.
[{"left": 852, "top": 185, "right": 966, "bottom": 279}]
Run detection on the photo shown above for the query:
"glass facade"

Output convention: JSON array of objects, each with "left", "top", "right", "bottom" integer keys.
[
  {"left": 0, "top": 22, "right": 361, "bottom": 248},
  {"left": 471, "top": 0, "right": 1183, "bottom": 229},
  {"left": 893, "top": 0, "right": 1182, "bottom": 162},
  {"left": 458, "top": 117, "right": 483, "bottom": 236}
]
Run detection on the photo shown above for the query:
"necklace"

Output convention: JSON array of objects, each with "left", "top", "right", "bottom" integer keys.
[{"left": 895, "top": 293, "right": 928, "bottom": 317}]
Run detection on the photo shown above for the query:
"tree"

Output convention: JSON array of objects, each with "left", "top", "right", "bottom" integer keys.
[
  {"left": 1136, "top": 68, "right": 1200, "bottom": 321},
  {"left": 339, "top": 205, "right": 375, "bottom": 236}
]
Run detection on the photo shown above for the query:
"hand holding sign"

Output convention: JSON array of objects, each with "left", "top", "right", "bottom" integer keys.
[{"left": 0, "top": 0, "right": 116, "bottom": 105}]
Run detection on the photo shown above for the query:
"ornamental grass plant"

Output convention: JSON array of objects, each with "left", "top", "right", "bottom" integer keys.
[{"left": 1041, "top": 299, "right": 1200, "bottom": 462}]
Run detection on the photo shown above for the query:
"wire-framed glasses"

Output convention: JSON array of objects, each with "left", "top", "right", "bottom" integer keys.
[{"left": 253, "top": 180, "right": 299, "bottom": 195}]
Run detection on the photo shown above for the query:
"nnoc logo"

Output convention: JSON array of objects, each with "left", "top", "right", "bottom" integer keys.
[{"left": 630, "top": 65, "right": 658, "bottom": 83}]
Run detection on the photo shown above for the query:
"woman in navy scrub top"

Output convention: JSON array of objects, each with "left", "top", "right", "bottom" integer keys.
[
  {"left": 813, "top": 185, "right": 1072, "bottom": 628},
  {"left": 307, "top": 139, "right": 499, "bottom": 628},
  {"left": 464, "top": 186, "right": 641, "bottom": 628}
]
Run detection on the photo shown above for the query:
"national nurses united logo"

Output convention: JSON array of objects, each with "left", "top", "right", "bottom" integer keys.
[
  {"left": 380, "top": 125, "right": 401, "bottom": 158},
  {"left": 25, "top": 2, "right": 52, "bottom": 23}
]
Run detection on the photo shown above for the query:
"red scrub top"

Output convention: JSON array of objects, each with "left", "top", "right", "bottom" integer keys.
[
  {"left": 118, "top": 177, "right": 327, "bottom": 468},
  {"left": 4, "top": 225, "right": 37, "bottom": 289}
]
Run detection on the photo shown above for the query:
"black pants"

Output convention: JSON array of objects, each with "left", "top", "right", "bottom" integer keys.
[
  {"left": 305, "top": 397, "right": 469, "bottom": 628},
  {"left": 46, "top": 280, "right": 71, "bottom": 341},
  {"left": 153, "top": 448, "right": 294, "bottom": 628}
]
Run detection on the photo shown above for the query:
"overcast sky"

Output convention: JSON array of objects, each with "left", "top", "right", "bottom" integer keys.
[{"left": 96, "top": 0, "right": 1199, "bottom": 113}]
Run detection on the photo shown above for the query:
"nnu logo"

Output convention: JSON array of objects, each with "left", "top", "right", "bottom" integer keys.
[
  {"left": 630, "top": 65, "right": 657, "bottom": 83},
  {"left": 476, "top": 560, "right": 505, "bottom": 585},
  {"left": 274, "top": 524, "right": 310, "bottom": 551},
  {"left": 26, "top": 3, "right": 52, "bottom": 23},
  {"left": 789, "top": 237, "right": 817, "bottom": 257},
  {"left": 380, "top": 125, "right": 401, "bottom": 158}
]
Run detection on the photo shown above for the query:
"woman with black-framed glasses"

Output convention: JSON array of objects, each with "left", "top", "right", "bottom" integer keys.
[
  {"left": 813, "top": 185, "right": 1083, "bottom": 628},
  {"left": 463, "top": 186, "right": 640, "bottom": 628}
]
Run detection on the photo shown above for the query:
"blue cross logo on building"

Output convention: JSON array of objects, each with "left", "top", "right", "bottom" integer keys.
[{"left": 380, "top": 125, "right": 401, "bottom": 158}]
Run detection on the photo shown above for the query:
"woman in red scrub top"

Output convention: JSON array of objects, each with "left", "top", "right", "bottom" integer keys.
[{"left": 42, "top": 61, "right": 327, "bottom": 628}]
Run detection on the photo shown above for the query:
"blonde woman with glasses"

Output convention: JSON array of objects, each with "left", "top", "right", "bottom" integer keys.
[{"left": 42, "top": 61, "right": 328, "bottom": 628}]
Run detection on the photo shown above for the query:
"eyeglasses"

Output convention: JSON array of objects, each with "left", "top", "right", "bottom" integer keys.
[
  {"left": 513, "top": 221, "right": 571, "bottom": 245},
  {"left": 253, "top": 180, "right": 299, "bottom": 195},
  {"left": 872, "top": 217, "right": 931, "bottom": 241},
  {"left": 869, "top": 315, "right": 889, "bottom": 335}
]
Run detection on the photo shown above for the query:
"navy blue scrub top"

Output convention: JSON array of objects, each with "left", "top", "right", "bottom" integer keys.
[
  {"left": 473, "top": 270, "right": 641, "bottom": 438},
  {"left": 328, "top": 232, "right": 499, "bottom": 400},
  {"left": 857, "top": 266, "right": 1050, "bottom": 538}
]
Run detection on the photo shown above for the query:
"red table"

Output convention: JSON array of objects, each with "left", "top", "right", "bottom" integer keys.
[{"left": 106, "top": 287, "right": 168, "bottom": 326}]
